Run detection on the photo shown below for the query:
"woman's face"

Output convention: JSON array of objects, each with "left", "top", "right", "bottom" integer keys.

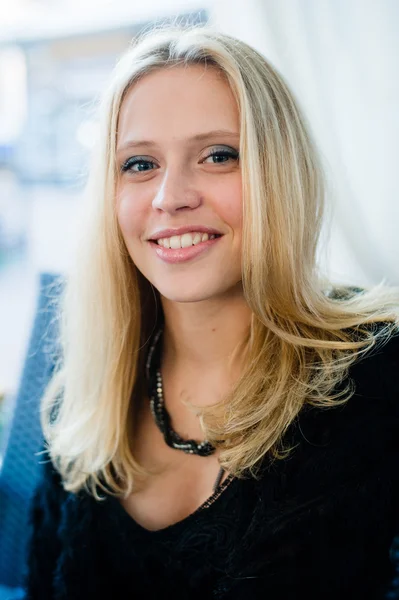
[{"left": 116, "top": 64, "right": 242, "bottom": 303}]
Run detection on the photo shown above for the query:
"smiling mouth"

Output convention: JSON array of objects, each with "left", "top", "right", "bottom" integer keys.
[
  {"left": 150, "top": 231, "right": 222, "bottom": 249},
  {"left": 148, "top": 231, "right": 222, "bottom": 264}
]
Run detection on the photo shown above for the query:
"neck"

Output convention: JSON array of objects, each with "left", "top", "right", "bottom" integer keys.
[
  {"left": 145, "top": 286, "right": 252, "bottom": 443},
  {"left": 160, "top": 285, "right": 252, "bottom": 376}
]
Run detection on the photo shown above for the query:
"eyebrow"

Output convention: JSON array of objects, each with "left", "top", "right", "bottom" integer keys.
[{"left": 116, "top": 129, "right": 240, "bottom": 153}]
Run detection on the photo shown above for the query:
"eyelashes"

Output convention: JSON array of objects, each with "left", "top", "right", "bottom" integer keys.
[
  {"left": 202, "top": 148, "right": 239, "bottom": 164},
  {"left": 120, "top": 147, "right": 239, "bottom": 174},
  {"left": 120, "top": 156, "right": 155, "bottom": 174}
]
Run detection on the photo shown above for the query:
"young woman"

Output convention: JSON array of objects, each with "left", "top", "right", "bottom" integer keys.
[{"left": 26, "top": 25, "right": 399, "bottom": 599}]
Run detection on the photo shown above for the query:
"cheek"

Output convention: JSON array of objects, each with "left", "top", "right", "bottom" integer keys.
[
  {"left": 116, "top": 189, "right": 143, "bottom": 241},
  {"left": 116, "top": 198, "right": 132, "bottom": 238},
  {"left": 214, "top": 178, "right": 243, "bottom": 233},
  {"left": 226, "top": 198, "right": 243, "bottom": 232}
]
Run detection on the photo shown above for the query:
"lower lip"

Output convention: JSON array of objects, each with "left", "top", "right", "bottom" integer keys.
[{"left": 149, "top": 236, "right": 222, "bottom": 264}]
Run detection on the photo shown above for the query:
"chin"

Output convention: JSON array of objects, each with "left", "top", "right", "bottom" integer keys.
[
  {"left": 159, "top": 287, "right": 221, "bottom": 304},
  {"left": 135, "top": 260, "right": 243, "bottom": 304},
  {"left": 155, "top": 277, "right": 242, "bottom": 304}
]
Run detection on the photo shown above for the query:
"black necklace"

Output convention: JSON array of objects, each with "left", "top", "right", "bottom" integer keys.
[{"left": 146, "top": 328, "right": 216, "bottom": 457}]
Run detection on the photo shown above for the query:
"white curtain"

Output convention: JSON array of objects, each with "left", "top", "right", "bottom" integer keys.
[{"left": 209, "top": 0, "right": 399, "bottom": 287}]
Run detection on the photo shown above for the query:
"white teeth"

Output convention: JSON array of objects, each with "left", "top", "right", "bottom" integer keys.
[
  {"left": 169, "top": 235, "right": 181, "bottom": 249},
  {"left": 181, "top": 233, "right": 193, "bottom": 248},
  {"left": 156, "top": 231, "right": 218, "bottom": 248}
]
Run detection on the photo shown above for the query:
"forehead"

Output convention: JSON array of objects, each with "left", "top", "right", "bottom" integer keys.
[{"left": 117, "top": 64, "right": 240, "bottom": 147}]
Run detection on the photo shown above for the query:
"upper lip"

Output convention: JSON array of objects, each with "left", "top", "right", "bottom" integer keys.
[{"left": 148, "top": 226, "right": 223, "bottom": 241}]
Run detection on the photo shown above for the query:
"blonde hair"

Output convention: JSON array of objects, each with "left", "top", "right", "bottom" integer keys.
[{"left": 41, "top": 24, "right": 399, "bottom": 498}]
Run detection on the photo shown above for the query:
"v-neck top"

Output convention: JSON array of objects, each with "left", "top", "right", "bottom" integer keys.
[
  {"left": 86, "top": 467, "right": 256, "bottom": 598},
  {"left": 108, "top": 470, "right": 236, "bottom": 537},
  {"left": 25, "top": 331, "right": 399, "bottom": 600}
]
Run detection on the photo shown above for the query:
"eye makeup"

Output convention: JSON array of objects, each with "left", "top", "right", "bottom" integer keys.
[{"left": 120, "top": 145, "right": 239, "bottom": 174}]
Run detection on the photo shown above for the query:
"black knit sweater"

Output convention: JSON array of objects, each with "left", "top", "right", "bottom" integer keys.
[{"left": 25, "top": 332, "right": 399, "bottom": 600}]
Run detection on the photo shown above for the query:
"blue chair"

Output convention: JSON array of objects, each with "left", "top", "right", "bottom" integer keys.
[{"left": 0, "top": 272, "right": 63, "bottom": 597}]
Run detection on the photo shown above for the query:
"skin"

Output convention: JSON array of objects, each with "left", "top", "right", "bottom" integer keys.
[{"left": 115, "top": 64, "right": 252, "bottom": 529}]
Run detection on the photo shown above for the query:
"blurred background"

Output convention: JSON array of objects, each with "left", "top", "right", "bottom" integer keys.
[{"left": 0, "top": 0, "right": 398, "bottom": 446}]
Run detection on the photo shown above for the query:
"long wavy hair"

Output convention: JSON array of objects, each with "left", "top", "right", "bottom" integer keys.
[{"left": 41, "top": 24, "right": 399, "bottom": 498}]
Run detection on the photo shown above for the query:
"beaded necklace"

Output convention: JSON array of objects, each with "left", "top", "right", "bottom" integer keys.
[{"left": 146, "top": 327, "right": 226, "bottom": 492}]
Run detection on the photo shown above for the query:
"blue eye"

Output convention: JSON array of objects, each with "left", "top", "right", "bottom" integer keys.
[
  {"left": 120, "top": 147, "right": 239, "bottom": 174},
  {"left": 121, "top": 157, "right": 157, "bottom": 173},
  {"left": 202, "top": 147, "right": 239, "bottom": 164}
]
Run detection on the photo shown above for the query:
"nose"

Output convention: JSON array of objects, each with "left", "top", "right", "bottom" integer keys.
[{"left": 152, "top": 169, "right": 202, "bottom": 214}]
